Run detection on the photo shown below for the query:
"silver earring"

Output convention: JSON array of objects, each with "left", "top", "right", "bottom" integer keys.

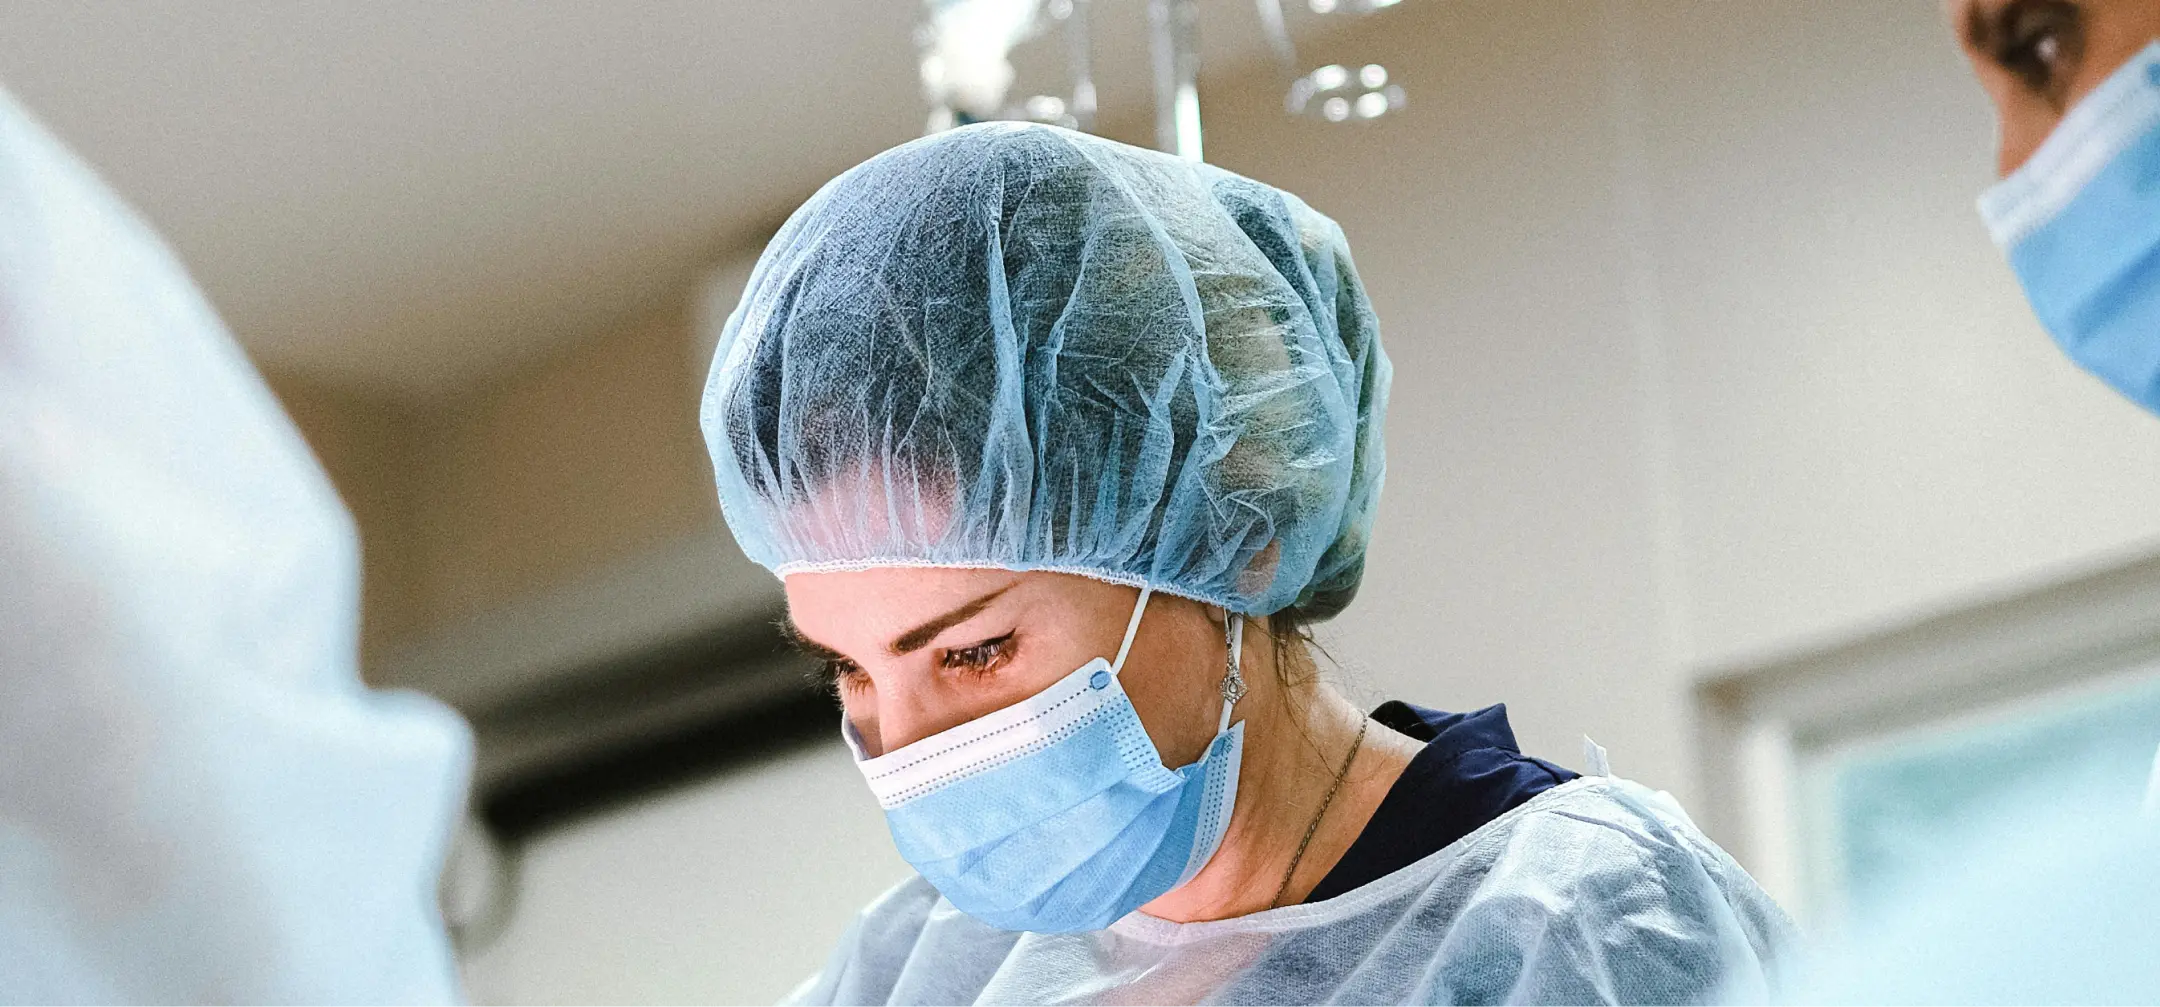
[{"left": 1220, "top": 613, "right": 1247, "bottom": 709}]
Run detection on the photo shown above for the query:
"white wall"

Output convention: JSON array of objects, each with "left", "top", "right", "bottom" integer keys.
[
  {"left": 461, "top": 743, "right": 905, "bottom": 1005},
  {"left": 1208, "top": 0, "right": 1692, "bottom": 797},
  {"left": 1623, "top": 0, "right": 2160, "bottom": 672}
]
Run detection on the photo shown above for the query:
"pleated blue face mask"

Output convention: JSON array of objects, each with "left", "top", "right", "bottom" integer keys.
[
  {"left": 1981, "top": 42, "right": 2160, "bottom": 412},
  {"left": 842, "top": 587, "right": 1247, "bottom": 933}
]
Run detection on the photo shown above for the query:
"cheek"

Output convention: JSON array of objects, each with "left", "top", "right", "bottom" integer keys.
[
  {"left": 1118, "top": 635, "right": 1224, "bottom": 768},
  {"left": 841, "top": 641, "right": 1101, "bottom": 757}
]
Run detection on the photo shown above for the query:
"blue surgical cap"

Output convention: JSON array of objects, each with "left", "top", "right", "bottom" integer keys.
[{"left": 700, "top": 123, "right": 1389, "bottom": 618}]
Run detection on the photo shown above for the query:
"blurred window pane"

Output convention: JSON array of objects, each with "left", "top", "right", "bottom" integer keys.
[{"left": 1803, "top": 669, "right": 2160, "bottom": 917}]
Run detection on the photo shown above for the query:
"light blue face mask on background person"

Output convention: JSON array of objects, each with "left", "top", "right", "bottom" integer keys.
[
  {"left": 843, "top": 588, "right": 1246, "bottom": 933},
  {"left": 1981, "top": 42, "right": 2160, "bottom": 412}
]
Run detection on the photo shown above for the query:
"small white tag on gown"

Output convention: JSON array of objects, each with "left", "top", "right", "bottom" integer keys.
[{"left": 1581, "top": 736, "right": 1613, "bottom": 778}]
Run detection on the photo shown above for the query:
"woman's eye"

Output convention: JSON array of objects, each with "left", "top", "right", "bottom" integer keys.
[
  {"left": 1993, "top": 0, "right": 2083, "bottom": 99},
  {"left": 823, "top": 658, "right": 868, "bottom": 692},
  {"left": 940, "top": 635, "right": 1015, "bottom": 676}
]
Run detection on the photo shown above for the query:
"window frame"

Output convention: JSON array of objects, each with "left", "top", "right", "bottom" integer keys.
[{"left": 1693, "top": 549, "right": 2160, "bottom": 922}]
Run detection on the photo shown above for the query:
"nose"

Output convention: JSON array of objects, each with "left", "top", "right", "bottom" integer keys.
[
  {"left": 851, "top": 672, "right": 982, "bottom": 756},
  {"left": 1996, "top": 107, "right": 2059, "bottom": 179}
]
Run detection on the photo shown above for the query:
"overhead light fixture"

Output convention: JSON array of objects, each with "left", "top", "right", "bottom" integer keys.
[
  {"left": 1285, "top": 63, "right": 1406, "bottom": 121},
  {"left": 916, "top": 0, "right": 1410, "bottom": 159},
  {"left": 916, "top": 0, "right": 1093, "bottom": 133},
  {"left": 1260, "top": 1, "right": 1410, "bottom": 124}
]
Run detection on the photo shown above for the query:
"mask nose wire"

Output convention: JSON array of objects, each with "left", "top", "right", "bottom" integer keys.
[{"left": 1109, "top": 586, "right": 1154, "bottom": 675}]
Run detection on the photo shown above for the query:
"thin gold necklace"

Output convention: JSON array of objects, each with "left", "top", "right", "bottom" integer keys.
[{"left": 1269, "top": 719, "right": 1369, "bottom": 909}]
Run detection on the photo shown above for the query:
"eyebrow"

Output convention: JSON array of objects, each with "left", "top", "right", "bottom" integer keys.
[
  {"left": 781, "top": 580, "right": 1020, "bottom": 661},
  {"left": 1962, "top": 1, "right": 1998, "bottom": 53},
  {"left": 891, "top": 582, "right": 1017, "bottom": 655}
]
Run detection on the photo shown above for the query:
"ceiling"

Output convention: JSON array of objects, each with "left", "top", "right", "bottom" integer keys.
[{"left": 0, "top": 1, "right": 1300, "bottom": 398}]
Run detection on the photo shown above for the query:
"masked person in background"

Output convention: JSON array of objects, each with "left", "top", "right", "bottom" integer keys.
[
  {"left": 700, "top": 122, "right": 1795, "bottom": 1006},
  {"left": 0, "top": 89, "right": 471, "bottom": 1002},
  {"left": 1969, "top": 0, "right": 2160, "bottom": 407},
  {"left": 1772, "top": 3, "right": 2160, "bottom": 1002}
]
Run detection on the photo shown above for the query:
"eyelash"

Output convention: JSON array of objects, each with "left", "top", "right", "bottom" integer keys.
[
  {"left": 822, "top": 657, "right": 867, "bottom": 692},
  {"left": 814, "top": 634, "right": 1017, "bottom": 693},
  {"left": 941, "top": 634, "right": 1017, "bottom": 677}
]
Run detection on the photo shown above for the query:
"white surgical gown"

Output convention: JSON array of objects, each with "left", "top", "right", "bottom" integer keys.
[
  {"left": 789, "top": 777, "right": 1795, "bottom": 1005},
  {"left": 0, "top": 87, "right": 472, "bottom": 1001}
]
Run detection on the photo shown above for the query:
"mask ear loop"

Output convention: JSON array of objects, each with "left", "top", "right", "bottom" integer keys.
[
  {"left": 1219, "top": 613, "right": 1246, "bottom": 733},
  {"left": 1109, "top": 586, "right": 1154, "bottom": 676}
]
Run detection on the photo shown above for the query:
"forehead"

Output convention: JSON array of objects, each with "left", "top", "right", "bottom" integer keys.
[{"left": 782, "top": 565, "right": 1031, "bottom": 646}]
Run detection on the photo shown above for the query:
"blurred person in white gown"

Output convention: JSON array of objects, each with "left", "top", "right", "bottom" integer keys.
[{"left": 0, "top": 87, "right": 471, "bottom": 1002}]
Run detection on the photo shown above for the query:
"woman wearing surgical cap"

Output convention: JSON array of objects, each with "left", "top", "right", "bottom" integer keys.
[{"left": 701, "top": 123, "right": 1792, "bottom": 1005}]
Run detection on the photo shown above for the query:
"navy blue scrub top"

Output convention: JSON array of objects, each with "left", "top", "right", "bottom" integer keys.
[{"left": 1303, "top": 702, "right": 1578, "bottom": 904}]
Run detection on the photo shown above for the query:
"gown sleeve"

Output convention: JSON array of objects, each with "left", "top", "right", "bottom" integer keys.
[{"left": 1419, "top": 787, "right": 1797, "bottom": 1006}]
